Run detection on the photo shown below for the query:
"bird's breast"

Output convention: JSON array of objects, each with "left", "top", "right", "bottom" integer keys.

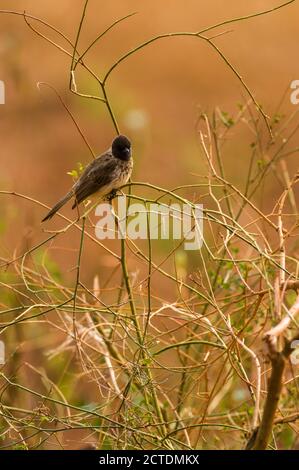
[{"left": 114, "top": 159, "right": 133, "bottom": 188}]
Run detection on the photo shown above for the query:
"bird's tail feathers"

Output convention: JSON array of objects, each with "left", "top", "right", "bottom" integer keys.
[{"left": 42, "top": 191, "right": 73, "bottom": 222}]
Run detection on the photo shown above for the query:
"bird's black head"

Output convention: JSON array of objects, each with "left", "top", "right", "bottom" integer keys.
[{"left": 112, "top": 135, "right": 131, "bottom": 161}]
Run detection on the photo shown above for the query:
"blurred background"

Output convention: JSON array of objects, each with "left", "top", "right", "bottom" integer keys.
[
  {"left": 1, "top": 0, "right": 298, "bottom": 231},
  {"left": 0, "top": 0, "right": 299, "bottom": 268},
  {"left": 1, "top": 0, "right": 299, "bottom": 449}
]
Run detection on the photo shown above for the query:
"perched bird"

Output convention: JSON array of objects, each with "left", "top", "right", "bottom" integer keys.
[{"left": 42, "top": 135, "right": 132, "bottom": 222}]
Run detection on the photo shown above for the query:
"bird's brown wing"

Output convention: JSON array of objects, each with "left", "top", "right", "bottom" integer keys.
[{"left": 72, "top": 153, "right": 118, "bottom": 208}]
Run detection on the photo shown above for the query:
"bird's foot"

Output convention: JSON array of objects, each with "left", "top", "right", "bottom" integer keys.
[{"left": 105, "top": 189, "right": 121, "bottom": 202}]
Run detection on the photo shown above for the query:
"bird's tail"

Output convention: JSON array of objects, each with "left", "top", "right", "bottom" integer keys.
[{"left": 42, "top": 191, "right": 73, "bottom": 222}]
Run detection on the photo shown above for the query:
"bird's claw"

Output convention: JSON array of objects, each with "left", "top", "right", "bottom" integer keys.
[{"left": 105, "top": 189, "right": 121, "bottom": 202}]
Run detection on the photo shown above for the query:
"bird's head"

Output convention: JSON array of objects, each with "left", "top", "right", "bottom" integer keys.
[{"left": 112, "top": 135, "right": 131, "bottom": 161}]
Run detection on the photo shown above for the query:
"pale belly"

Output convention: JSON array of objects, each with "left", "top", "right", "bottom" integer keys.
[{"left": 90, "top": 159, "right": 133, "bottom": 202}]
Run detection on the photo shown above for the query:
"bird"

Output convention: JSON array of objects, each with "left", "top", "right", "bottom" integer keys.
[{"left": 42, "top": 135, "right": 132, "bottom": 222}]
